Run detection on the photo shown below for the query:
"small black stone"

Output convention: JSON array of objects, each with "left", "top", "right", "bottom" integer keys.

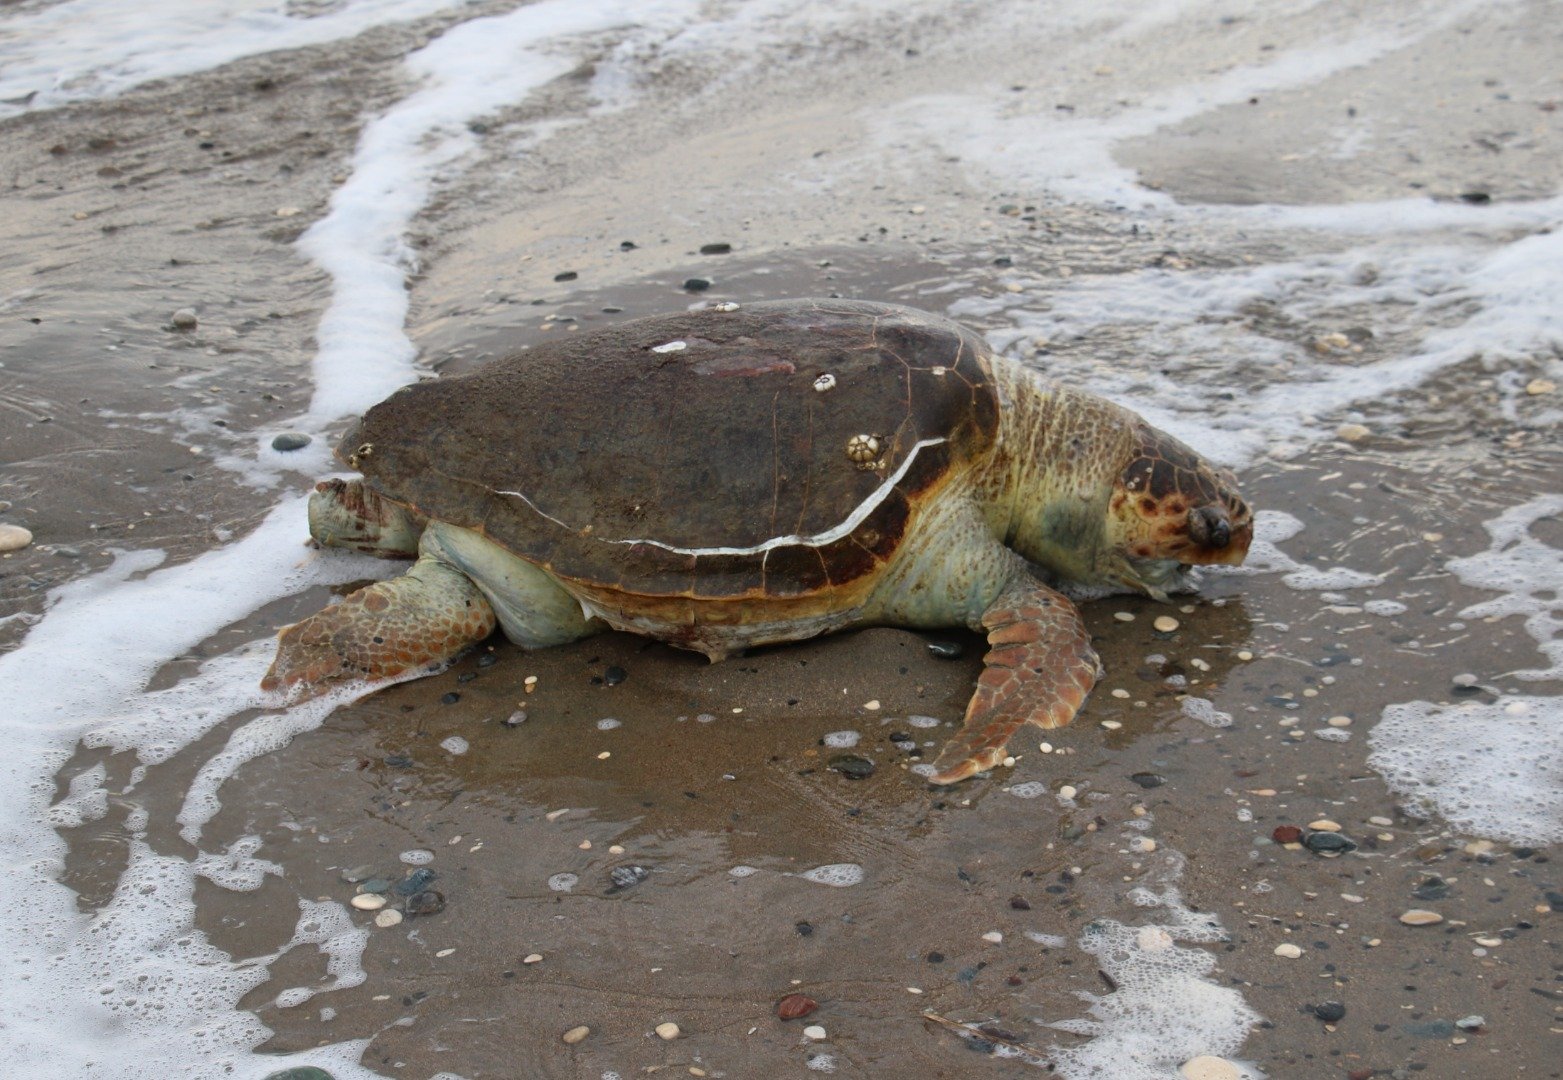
[
  {"left": 1314, "top": 1001, "right": 1347, "bottom": 1022},
  {"left": 404, "top": 889, "right": 445, "bottom": 916},
  {"left": 683, "top": 277, "right": 712, "bottom": 292},
  {"left": 263, "top": 1069, "right": 335, "bottom": 1080},
  {"left": 395, "top": 868, "right": 437, "bottom": 896},
  {"left": 477, "top": 653, "right": 498, "bottom": 668},
  {"left": 603, "top": 665, "right": 627, "bottom": 686},
  {"left": 699, "top": 242, "right": 732, "bottom": 255},
  {"left": 1303, "top": 831, "right": 1358, "bottom": 854},
  {"left": 1459, "top": 191, "right": 1491, "bottom": 204},
  {"left": 457, "top": 672, "right": 476, "bottom": 683},
  {"left": 440, "top": 691, "right": 460, "bottom": 704},
  {"left": 992, "top": 255, "right": 1013, "bottom": 267},
  {"left": 384, "top": 754, "right": 413, "bottom": 767},
  {"left": 553, "top": 270, "right": 578, "bottom": 281},
  {"left": 927, "top": 951, "right": 945, "bottom": 963},
  {"left": 1009, "top": 895, "right": 1032, "bottom": 911},
  {"left": 271, "top": 431, "right": 311, "bottom": 452},
  {"left": 619, "top": 240, "right": 637, "bottom": 250},
  {"left": 608, "top": 864, "right": 650, "bottom": 892},
  {"left": 927, "top": 640, "right": 964, "bottom": 659},
  {"left": 1413, "top": 877, "right": 1451, "bottom": 901},
  {"left": 827, "top": 754, "right": 876, "bottom": 780},
  {"left": 1130, "top": 772, "right": 1167, "bottom": 789},
  {"left": 1545, "top": 890, "right": 1563, "bottom": 912},
  {"left": 795, "top": 920, "right": 814, "bottom": 937}
]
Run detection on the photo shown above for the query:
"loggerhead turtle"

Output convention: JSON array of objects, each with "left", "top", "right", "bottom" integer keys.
[{"left": 264, "top": 299, "right": 1252, "bottom": 783}]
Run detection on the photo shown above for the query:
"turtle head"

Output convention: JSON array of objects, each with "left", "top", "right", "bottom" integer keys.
[{"left": 1104, "top": 424, "right": 1253, "bottom": 598}]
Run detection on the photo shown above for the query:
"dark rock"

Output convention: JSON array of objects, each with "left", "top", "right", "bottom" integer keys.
[
  {"left": 1303, "top": 831, "right": 1358, "bottom": 855},
  {"left": 384, "top": 754, "right": 414, "bottom": 767},
  {"left": 1413, "top": 877, "right": 1451, "bottom": 901},
  {"left": 926, "top": 640, "right": 964, "bottom": 659},
  {"left": 1545, "top": 890, "right": 1563, "bottom": 912},
  {"left": 619, "top": 240, "right": 637, "bottom": 250},
  {"left": 927, "top": 951, "right": 945, "bottom": 963},
  {"left": 1459, "top": 191, "right": 1491, "bottom": 204},
  {"left": 360, "top": 878, "right": 392, "bottom": 894},
  {"left": 1130, "top": 772, "right": 1166, "bottom": 789},
  {"left": 683, "top": 277, "right": 712, "bottom": 292},
  {"left": 827, "top": 754, "right": 875, "bottom": 779},
  {"left": 477, "top": 653, "right": 498, "bottom": 668},
  {"left": 1008, "top": 895, "right": 1031, "bottom": 911},
  {"left": 404, "top": 890, "right": 445, "bottom": 916},
  {"left": 440, "top": 691, "right": 459, "bottom": 704},
  {"left": 603, "top": 664, "right": 626, "bottom": 686},
  {"left": 1404, "top": 1019, "right": 1455, "bottom": 1038},
  {"left": 271, "top": 431, "right": 311, "bottom": 452},
  {"left": 1314, "top": 1001, "right": 1347, "bottom": 1022},
  {"left": 699, "top": 242, "right": 732, "bottom": 255},
  {"left": 608, "top": 865, "right": 650, "bottom": 892},
  {"left": 1272, "top": 825, "right": 1303, "bottom": 844},
  {"left": 795, "top": 921, "right": 814, "bottom": 937},
  {"left": 395, "top": 868, "right": 437, "bottom": 896},
  {"left": 263, "top": 1069, "right": 335, "bottom": 1080},
  {"left": 553, "top": 270, "right": 578, "bottom": 281}
]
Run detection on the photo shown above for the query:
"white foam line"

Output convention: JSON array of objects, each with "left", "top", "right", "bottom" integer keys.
[{"left": 0, "top": 0, "right": 468, "bottom": 118}]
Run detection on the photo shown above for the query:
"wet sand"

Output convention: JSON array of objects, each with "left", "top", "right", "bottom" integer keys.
[{"left": 4, "top": 2, "right": 1561, "bottom": 1078}]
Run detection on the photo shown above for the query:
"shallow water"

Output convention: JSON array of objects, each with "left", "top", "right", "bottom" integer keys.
[{"left": 1, "top": 1, "right": 1559, "bottom": 1077}]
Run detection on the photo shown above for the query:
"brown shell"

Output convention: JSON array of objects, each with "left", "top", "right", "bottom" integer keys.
[{"left": 345, "top": 299, "right": 1000, "bottom": 599}]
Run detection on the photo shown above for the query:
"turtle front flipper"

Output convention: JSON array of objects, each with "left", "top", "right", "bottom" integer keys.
[
  {"left": 928, "top": 575, "right": 1101, "bottom": 785},
  {"left": 263, "top": 554, "right": 496, "bottom": 695}
]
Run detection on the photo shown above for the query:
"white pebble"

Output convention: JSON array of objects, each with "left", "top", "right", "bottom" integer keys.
[
  {"left": 1153, "top": 615, "right": 1180, "bottom": 633},
  {"left": 562, "top": 1025, "right": 590, "bottom": 1044},
  {"left": 1326, "top": 715, "right": 1353, "bottom": 727},
  {"left": 440, "top": 736, "right": 468, "bottom": 755},
  {"left": 523, "top": 953, "right": 543, "bottom": 964},
  {"left": 906, "top": 715, "right": 940, "bottom": 728},
  {"left": 0, "top": 524, "right": 33, "bottom": 553},
  {"left": 803, "top": 1025, "right": 827, "bottom": 1041},
  {"left": 547, "top": 873, "right": 579, "bottom": 892},
  {"left": 374, "top": 909, "right": 403, "bottom": 927},
  {"left": 1180, "top": 1056, "right": 1243, "bottom": 1080},
  {"left": 862, "top": 699, "right": 881, "bottom": 711},
  {"left": 1059, "top": 784, "right": 1078, "bottom": 799},
  {"left": 655, "top": 1022, "right": 681, "bottom": 1040},
  {"left": 1308, "top": 820, "right": 1342, "bottom": 832},
  {"left": 350, "top": 893, "right": 386, "bottom": 911},
  {"left": 1100, "top": 720, "right": 1122, "bottom": 730},
  {"left": 822, "top": 730, "right": 860, "bottom": 748},
  {"left": 399, "top": 849, "right": 434, "bottom": 865},
  {"left": 1113, "top": 611, "right": 1135, "bottom": 622},
  {"left": 1273, "top": 943, "right": 1303, "bottom": 958},
  {"left": 596, "top": 718, "right": 622, "bottom": 730},
  {"left": 1399, "top": 909, "right": 1444, "bottom": 926},
  {"left": 981, "top": 930, "right": 1003, "bottom": 944}
]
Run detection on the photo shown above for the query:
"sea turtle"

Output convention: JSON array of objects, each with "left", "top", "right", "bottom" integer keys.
[{"left": 264, "top": 299, "right": 1252, "bottom": 783}]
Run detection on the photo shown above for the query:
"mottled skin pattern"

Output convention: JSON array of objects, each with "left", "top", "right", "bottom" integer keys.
[{"left": 263, "top": 299, "right": 1252, "bottom": 784}]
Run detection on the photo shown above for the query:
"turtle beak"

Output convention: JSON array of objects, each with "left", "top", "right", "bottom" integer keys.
[{"left": 1188, "top": 505, "right": 1231, "bottom": 549}]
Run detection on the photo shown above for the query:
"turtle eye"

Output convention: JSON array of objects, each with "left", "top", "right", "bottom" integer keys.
[{"left": 1189, "top": 505, "right": 1231, "bottom": 549}]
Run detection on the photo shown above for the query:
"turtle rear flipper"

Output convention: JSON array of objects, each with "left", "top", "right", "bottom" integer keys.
[
  {"left": 262, "top": 554, "right": 497, "bottom": 695},
  {"left": 927, "top": 575, "right": 1101, "bottom": 785}
]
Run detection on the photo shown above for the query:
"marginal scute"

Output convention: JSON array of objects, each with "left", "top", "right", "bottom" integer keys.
[{"left": 349, "top": 300, "right": 1001, "bottom": 598}]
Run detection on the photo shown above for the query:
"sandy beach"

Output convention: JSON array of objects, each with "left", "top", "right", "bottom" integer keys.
[{"left": 1, "top": 2, "right": 1560, "bottom": 1078}]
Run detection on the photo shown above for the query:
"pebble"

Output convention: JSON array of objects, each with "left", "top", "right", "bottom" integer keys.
[
  {"left": 1336, "top": 423, "right": 1370, "bottom": 442},
  {"left": 1368, "top": 816, "right": 1394, "bottom": 826},
  {"left": 1526, "top": 378, "right": 1556, "bottom": 395},
  {"left": 926, "top": 640, "right": 964, "bottom": 659},
  {"left": 1399, "top": 909, "right": 1444, "bottom": 926},
  {"left": 524, "top": 953, "right": 543, "bottom": 964},
  {"left": 1274, "top": 943, "right": 1304, "bottom": 958},
  {"left": 827, "top": 754, "right": 875, "bottom": 779},
  {"left": 350, "top": 893, "right": 386, "bottom": 911},
  {"left": 1130, "top": 772, "right": 1166, "bottom": 789},
  {"left": 404, "top": 889, "right": 445, "bottom": 916},
  {"left": 1451, "top": 673, "right": 1479, "bottom": 688},
  {"left": 603, "top": 664, "right": 626, "bottom": 685},
  {"left": 1180, "top": 1056, "right": 1243, "bottom": 1080},
  {"left": 505, "top": 710, "right": 528, "bottom": 727},
  {"left": 1113, "top": 611, "right": 1135, "bottom": 622},
  {"left": 0, "top": 524, "right": 34, "bottom": 553},
  {"left": 609, "top": 864, "right": 650, "bottom": 891},
  {"left": 1308, "top": 819, "right": 1342, "bottom": 832},
  {"left": 777, "top": 993, "right": 818, "bottom": 1020},
  {"left": 1303, "top": 831, "right": 1357, "bottom": 855},
  {"left": 1100, "top": 720, "right": 1122, "bottom": 730},
  {"left": 373, "top": 909, "right": 402, "bottom": 928},
  {"left": 981, "top": 930, "right": 1003, "bottom": 944},
  {"left": 683, "top": 277, "right": 712, "bottom": 292},
  {"left": 862, "top": 699, "right": 881, "bottom": 710},
  {"left": 263, "top": 1070, "right": 335, "bottom": 1080},
  {"left": 1314, "top": 1001, "right": 1346, "bottom": 1022},
  {"left": 699, "top": 242, "right": 732, "bottom": 255},
  {"left": 1455, "top": 1014, "right": 1485, "bottom": 1030},
  {"left": 1326, "top": 715, "right": 1352, "bottom": 727},
  {"left": 170, "top": 307, "right": 198, "bottom": 330},
  {"left": 394, "top": 868, "right": 437, "bottom": 896},
  {"left": 562, "top": 1025, "right": 590, "bottom": 1044},
  {"left": 1059, "top": 784, "right": 1078, "bottom": 799},
  {"left": 1272, "top": 825, "right": 1303, "bottom": 844},
  {"left": 802, "top": 1025, "right": 827, "bottom": 1041},
  {"left": 271, "top": 431, "right": 311, "bottom": 452},
  {"left": 1153, "top": 615, "right": 1180, "bottom": 633},
  {"left": 655, "top": 1022, "right": 681, "bottom": 1040}
]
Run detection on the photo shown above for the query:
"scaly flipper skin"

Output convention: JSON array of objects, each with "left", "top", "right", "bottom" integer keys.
[
  {"left": 262, "top": 555, "right": 496, "bottom": 695},
  {"left": 928, "top": 575, "right": 1101, "bottom": 785}
]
